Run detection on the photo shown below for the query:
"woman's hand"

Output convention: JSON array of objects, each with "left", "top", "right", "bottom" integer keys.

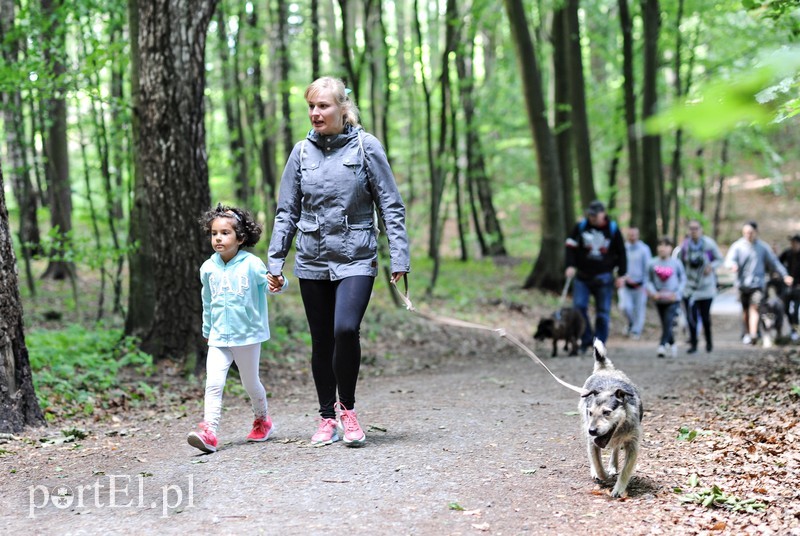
[{"left": 390, "top": 272, "right": 406, "bottom": 284}]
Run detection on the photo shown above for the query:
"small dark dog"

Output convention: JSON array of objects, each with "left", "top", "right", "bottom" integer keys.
[
  {"left": 759, "top": 295, "right": 785, "bottom": 348},
  {"left": 579, "top": 340, "right": 643, "bottom": 498},
  {"left": 533, "top": 308, "right": 586, "bottom": 357}
]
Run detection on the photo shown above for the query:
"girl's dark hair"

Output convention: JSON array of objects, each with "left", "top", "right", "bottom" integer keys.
[
  {"left": 658, "top": 236, "right": 674, "bottom": 247},
  {"left": 200, "top": 203, "right": 263, "bottom": 248}
]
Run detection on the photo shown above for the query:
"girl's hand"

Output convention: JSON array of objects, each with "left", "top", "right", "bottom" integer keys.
[
  {"left": 267, "top": 273, "right": 285, "bottom": 293},
  {"left": 390, "top": 272, "right": 406, "bottom": 284}
]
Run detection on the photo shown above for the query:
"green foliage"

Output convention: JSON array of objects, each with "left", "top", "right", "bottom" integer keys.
[
  {"left": 677, "top": 426, "right": 699, "bottom": 441},
  {"left": 27, "top": 324, "right": 155, "bottom": 419},
  {"left": 648, "top": 45, "right": 800, "bottom": 139},
  {"left": 678, "top": 477, "right": 768, "bottom": 512}
]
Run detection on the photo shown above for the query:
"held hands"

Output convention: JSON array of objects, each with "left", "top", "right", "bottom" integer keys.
[
  {"left": 267, "top": 273, "right": 285, "bottom": 293},
  {"left": 614, "top": 276, "right": 625, "bottom": 289}
]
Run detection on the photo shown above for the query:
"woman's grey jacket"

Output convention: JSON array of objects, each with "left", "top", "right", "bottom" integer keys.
[{"left": 268, "top": 124, "right": 410, "bottom": 280}]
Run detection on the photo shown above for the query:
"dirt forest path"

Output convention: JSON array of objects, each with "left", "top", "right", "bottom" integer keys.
[{"left": 1, "top": 293, "right": 796, "bottom": 535}]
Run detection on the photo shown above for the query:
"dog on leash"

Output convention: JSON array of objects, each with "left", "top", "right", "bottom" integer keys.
[
  {"left": 579, "top": 340, "right": 643, "bottom": 498},
  {"left": 759, "top": 293, "right": 785, "bottom": 348},
  {"left": 533, "top": 308, "right": 586, "bottom": 357}
]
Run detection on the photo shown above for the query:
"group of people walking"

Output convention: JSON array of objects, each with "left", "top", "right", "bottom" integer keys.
[
  {"left": 186, "top": 74, "right": 798, "bottom": 454},
  {"left": 565, "top": 202, "right": 799, "bottom": 359}
]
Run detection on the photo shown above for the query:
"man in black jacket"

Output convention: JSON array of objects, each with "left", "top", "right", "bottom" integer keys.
[{"left": 565, "top": 200, "right": 628, "bottom": 352}]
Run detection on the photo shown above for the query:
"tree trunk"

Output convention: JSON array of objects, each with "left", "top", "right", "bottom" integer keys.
[
  {"left": 40, "top": 0, "right": 75, "bottom": 282},
  {"left": 124, "top": 0, "right": 157, "bottom": 340},
  {"left": 504, "top": 0, "right": 566, "bottom": 291},
  {"left": 566, "top": 0, "right": 596, "bottom": 208},
  {"left": 552, "top": 6, "right": 576, "bottom": 231},
  {"left": 310, "top": 0, "right": 320, "bottom": 79},
  {"left": 619, "top": 0, "right": 643, "bottom": 230},
  {"left": 137, "top": 0, "right": 217, "bottom": 365},
  {"left": 244, "top": 6, "right": 278, "bottom": 231},
  {"left": 640, "top": 0, "right": 662, "bottom": 247},
  {"left": 216, "top": 7, "right": 250, "bottom": 205},
  {"left": 0, "top": 162, "right": 46, "bottom": 433},
  {"left": 712, "top": 139, "right": 729, "bottom": 241},
  {"left": 276, "top": 0, "right": 293, "bottom": 156},
  {"left": 456, "top": 21, "right": 506, "bottom": 257},
  {"left": 0, "top": 0, "right": 41, "bottom": 297},
  {"left": 668, "top": 0, "right": 685, "bottom": 243}
]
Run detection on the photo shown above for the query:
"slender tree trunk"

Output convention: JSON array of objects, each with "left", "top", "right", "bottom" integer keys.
[
  {"left": 216, "top": 7, "right": 250, "bottom": 204},
  {"left": 668, "top": 0, "right": 685, "bottom": 243},
  {"left": 552, "top": 6, "right": 575, "bottom": 231},
  {"left": 712, "top": 139, "right": 729, "bottom": 241},
  {"left": 640, "top": 0, "right": 662, "bottom": 247},
  {"left": 40, "top": 0, "right": 75, "bottom": 282},
  {"left": 504, "top": 0, "right": 566, "bottom": 291},
  {"left": 0, "top": 162, "right": 46, "bottom": 433},
  {"left": 137, "top": 0, "right": 217, "bottom": 366},
  {"left": 0, "top": 0, "right": 40, "bottom": 297},
  {"left": 696, "top": 147, "right": 706, "bottom": 213},
  {"left": 125, "top": 0, "right": 157, "bottom": 340},
  {"left": 619, "top": 0, "right": 643, "bottom": 230},
  {"left": 276, "top": 0, "right": 293, "bottom": 156},
  {"left": 310, "top": 0, "right": 320, "bottom": 79},
  {"left": 456, "top": 22, "right": 505, "bottom": 256},
  {"left": 245, "top": 7, "right": 278, "bottom": 231},
  {"left": 566, "top": 0, "right": 596, "bottom": 208}
]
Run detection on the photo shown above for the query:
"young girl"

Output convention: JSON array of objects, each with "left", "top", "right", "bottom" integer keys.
[
  {"left": 646, "top": 237, "right": 687, "bottom": 358},
  {"left": 188, "top": 204, "right": 286, "bottom": 453}
]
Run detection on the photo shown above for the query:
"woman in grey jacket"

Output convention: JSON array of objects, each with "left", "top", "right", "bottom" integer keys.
[{"left": 267, "top": 77, "right": 410, "bottom": 447}]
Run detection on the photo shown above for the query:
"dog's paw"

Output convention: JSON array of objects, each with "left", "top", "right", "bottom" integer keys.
[
  {"left": 591, "top": 469, "right": 608, "bottom": 481},
  {"left": 610, "top": 486, "right": 627, "bottom": 498}
]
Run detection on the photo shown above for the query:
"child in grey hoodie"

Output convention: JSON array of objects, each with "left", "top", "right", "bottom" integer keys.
[{"left": 647, "top": 237, "right": 687, "bottom": 358}]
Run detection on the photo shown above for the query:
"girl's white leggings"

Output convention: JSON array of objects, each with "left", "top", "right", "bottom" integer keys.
[{"left": 204, "top": 343, "right": 267, "bottom": 431}]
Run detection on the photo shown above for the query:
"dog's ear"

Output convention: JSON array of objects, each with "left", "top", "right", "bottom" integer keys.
[
  {"left": 614, "top": 389, "right": 633, "bottom": 401},
  {"left": 581, "top": 389, "right": 598, "bottom": 398}
]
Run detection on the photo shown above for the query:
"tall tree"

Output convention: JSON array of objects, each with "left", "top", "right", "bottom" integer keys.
[
  {"left": 216, "top": 4, "right": 250, "bottom": 204},
  {"left": 551, "top": 5, "right": 576, "bottom": 231},
  {"left": 618, "top": 0, "right": 643, "bottom": 228},
  {"left": 124, "top": 0, "right": 156, "bottom": 340},
  {"left": 0, "top": 162, "right": 46, "bottom": 433},
  {"left": 0, "top": 0, "right": 41, "bottom": 296},
  {"left": 504, "top": 0, "right": 566, "bottom": 291},
  {"left": 640, "top": 0, "right": 661, "bottom": 246},
  {"left": 40, "top": 0, "right": 75, "bottom": 282},
  {"left": 565, "top": 0, "right": 596, "bottom": 208},
  {"left": 136, "top": 0, "right": 217, "bottom": 366},
  {"left": 456, "top": 15, "right": 506, "bottom": 257}
]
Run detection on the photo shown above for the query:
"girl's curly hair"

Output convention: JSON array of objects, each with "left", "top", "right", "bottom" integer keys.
[{"left": 200, "top": 203, "right": 263, "bottom": 248}]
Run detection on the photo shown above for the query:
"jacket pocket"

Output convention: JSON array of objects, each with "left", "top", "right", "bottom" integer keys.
[
  {"left": 346, "top": 220, "right": 377, "bottom": 261},
  {"left": 301, "top": 160, "right": 320, "bottom": 187},
  {"left": 296, "top": 217, "right": 320, "bottom": 259}
]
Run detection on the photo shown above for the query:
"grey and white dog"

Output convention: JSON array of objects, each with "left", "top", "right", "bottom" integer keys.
[{"left": 579, "top": 339, "right": 643, "bottom": 498}]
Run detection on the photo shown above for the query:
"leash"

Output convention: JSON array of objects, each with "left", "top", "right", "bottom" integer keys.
[
  {"left": 553, "top": 275, "right": 574, "bottom": 320},
  {"left": 390, "top": 275, "right": 587, "bottom": 395}
]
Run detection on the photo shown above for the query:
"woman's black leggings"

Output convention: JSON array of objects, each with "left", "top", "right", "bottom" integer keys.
[{"left": 299, "top": 276, "right": 375, "bottom": 419}]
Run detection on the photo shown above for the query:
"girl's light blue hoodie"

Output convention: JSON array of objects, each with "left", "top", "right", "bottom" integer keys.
[{"left": 200, "top": 250, "right": 286, "bottom": 347}]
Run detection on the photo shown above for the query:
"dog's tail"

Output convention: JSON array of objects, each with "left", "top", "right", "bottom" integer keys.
[{"left": 593, "top": 339, "right": 614, "bottom": 371}]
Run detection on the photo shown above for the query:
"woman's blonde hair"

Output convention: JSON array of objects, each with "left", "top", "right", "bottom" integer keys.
[{"left": 304, "top": 76, "right": 361, "bottom": 128}]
